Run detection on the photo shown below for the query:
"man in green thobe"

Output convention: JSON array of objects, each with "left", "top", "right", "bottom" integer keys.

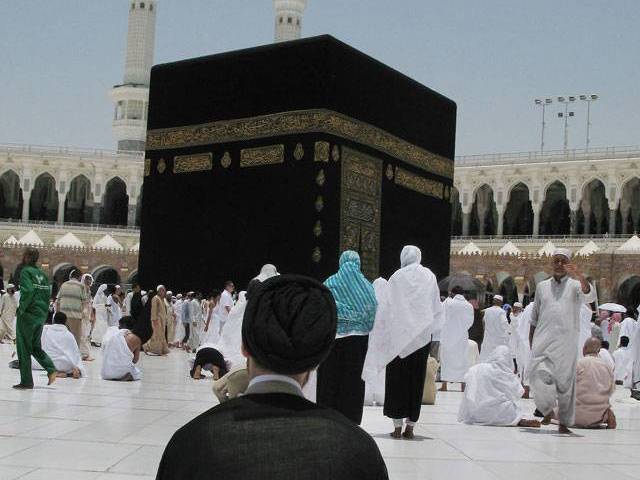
[{"left": 13, "top": 248, "right": 57, "bottom": 389}]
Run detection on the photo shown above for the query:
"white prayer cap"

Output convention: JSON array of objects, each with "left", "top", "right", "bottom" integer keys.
[
  {"left": 166, "top": 290, "right": 173, "bottom": 295},
  {"left": 176, "top": 293, "right": 183, "bottom": 299},
  {"left": 552, "top": 248, "right": 572, "bottom": 260},
  {"left": 6, "top": 283, "right": 14, "bottom": 289},
  {"left": 156, "top": 284, "right": 166, "bottom": 292},
  {"left": 514, "top": 302, "right": 523, "bottom": 308},
  {"left": 141, "top": 290, "right": 147, "bottom": 296},
  {"left": 493, "top": 294, "right": 504, "bottom": 302}
]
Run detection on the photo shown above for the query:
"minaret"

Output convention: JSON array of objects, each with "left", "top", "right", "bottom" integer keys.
[
  {"left": 274, "top": 0, "right": 307, "bottom": 42},
  {"left": 109, "top": 1, "right": 157, "bottom": 152}
]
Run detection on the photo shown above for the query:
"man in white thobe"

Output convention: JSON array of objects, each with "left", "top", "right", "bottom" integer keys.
[
  {"left": 217, "top": 281, "right": 235, "bottom": 334},
  {"left": 625, "top": 314, "right": 640, "bottom": 392},
  {"left": 578, "top": 304, "right": 593, "bottom": 358},
  {"left": 480, "top": 295, "right": 509, "bottom": 362},
  {"left": 0, "top": 284, "right": 18, "bottom": 343},
  {"left": 530, "top": 248, "right": 597, "bottom": 434},
  {"left": 612, "top": 336, "right": 633, "bottom": 385},
  {"left": 619, "top": 316, "right": 636, "bottom": 347},
  {"left": 42, "top": 312, "right": 86, "bottom": 378},
  {"left": 439, "top": 286, "right": 474, "bottom": 392},
  {"left": 101, "top": 327, "right": 142, "bottom": 381}
]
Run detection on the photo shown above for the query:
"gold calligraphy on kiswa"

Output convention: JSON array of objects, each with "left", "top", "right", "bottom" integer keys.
[
  {"left": 394, "top": 166, "right": 444, "bottom": 199},
  {"left": 173, "top": 153, "right": 213, "bottom": 174},
  {"left": 240, "top": 145, "right": 285, "bottom": 168}
]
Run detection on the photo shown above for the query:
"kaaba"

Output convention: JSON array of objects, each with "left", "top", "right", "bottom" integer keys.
[{"left": 139, "top": 35, "right": 456, "bottom": 292}]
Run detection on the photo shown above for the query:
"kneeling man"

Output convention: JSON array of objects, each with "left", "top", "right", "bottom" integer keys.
[
  {"left": 42, "top": 312, "right": 85, "bottom": 379},
  {"left": 157, "top": 275, "right": 388, "bottom": 480},
  {"left": 573, "top": 337, "right": 616, "bottom": 429},
  {"left": 101, "top": 315, "right": 144, "bottom": 381}
]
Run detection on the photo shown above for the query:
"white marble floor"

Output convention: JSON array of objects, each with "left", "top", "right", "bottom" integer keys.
[{"left": 0, "top": 343, "right": 639, "bottom": 480}]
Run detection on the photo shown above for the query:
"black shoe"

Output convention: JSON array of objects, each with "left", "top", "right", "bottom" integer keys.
[
  {"left": 533, "top": 409, "right": 544, "bottom": 418},
  {"left": 12, "top": 384, "right": 33, "bottom": 390}
]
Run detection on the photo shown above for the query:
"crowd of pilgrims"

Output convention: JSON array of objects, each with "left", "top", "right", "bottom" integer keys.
[{"left": 6, "top": 246, "right": 640, "bottom": 437}]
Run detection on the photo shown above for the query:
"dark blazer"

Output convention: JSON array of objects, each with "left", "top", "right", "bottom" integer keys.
[{"left": 156, "top": 379, "right": 388, "bottom": 480}]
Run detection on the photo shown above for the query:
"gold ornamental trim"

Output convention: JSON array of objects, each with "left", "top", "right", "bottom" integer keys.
[
  {"left": 293, "top": 143, "right": 304, "bottom": 161},
  {"left": 144, "top": 158, "right": 151, "bottom": 177},
  {"left": 157, "top": 158, "right": 167, "bottom": 174},
  {"left": 240, "top": 144, "right": 284, "bottom": 168},
  {"left": 340, "top": 147, "right": 382, "bottom": 280},
  {"left": 221, "top": 152, "right": 232, "bottom": 168},
  {"left": 173, "top": 153, "right": 213, "bottom": 174},
  {"left": 395, "top": 166, "right": 444, "bottom": 199},
  {"left": 146, "top": 109, "right": 453, "bottom": 179},
  {"left": 314, "top": 141, "right": 330, "bottom": 162}
]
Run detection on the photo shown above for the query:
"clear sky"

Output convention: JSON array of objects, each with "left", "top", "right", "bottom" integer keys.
[{"left": 1, "top": 1, "right": 638, "bottom": 155}]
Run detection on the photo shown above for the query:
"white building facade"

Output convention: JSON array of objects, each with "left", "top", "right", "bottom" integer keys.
[{"left": 452, "top": 146, "right": 640, "bottom": 238}]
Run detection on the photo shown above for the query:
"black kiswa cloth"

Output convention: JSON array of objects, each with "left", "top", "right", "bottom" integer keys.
[{"left": 242, "top": 275, "right": 337, "bottom": 375}]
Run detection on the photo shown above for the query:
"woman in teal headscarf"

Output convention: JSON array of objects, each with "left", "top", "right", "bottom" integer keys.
[{"left": 317, "top": 250, "right": 377, "bottom": 424}]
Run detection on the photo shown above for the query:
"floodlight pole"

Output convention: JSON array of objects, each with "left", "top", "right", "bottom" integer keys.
[
  {"left": 541, "top": 102, "right": 547, "bottom": 153},
  {"left": 586, "top": 100, "right": 593, "bottom": 151},
  {"left": 562, "top": 102, "right": 569, "bottom": 151}
]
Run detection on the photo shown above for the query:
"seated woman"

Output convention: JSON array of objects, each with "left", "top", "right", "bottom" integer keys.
[
  {"left": 458, "top": 345, "right": 540, "bottom": 427},
  {"left": 41, "top": 312, "right": 85, "bottom": 379}
]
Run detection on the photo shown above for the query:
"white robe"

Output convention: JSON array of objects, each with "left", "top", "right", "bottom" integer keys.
[
  {"left": 173, "top": 300, "right": 185, "bottom": 343},
  {"left": 106, "top": 295, "right": 122, "bottom": 327},
  {"left": 625, "top": 324, "right": 640, "bottom": 389},
  {"left": 578, "top": 305, "right": 593, "bottom": 357},
  {"left": 619, "top": 318, "right": 637, "bottom": 346},
  {"left": 101, "top": 329, "right": 141, "bottom": 381},
  {"left": 529, "top": 276, "right": 597, "bottom": 426},
  {"left": 598, "top": 348, "right": 615, "bottom": 370},
  {"left": 479, "top": 305, "right": 510, "bottom": 362},
  {"left": 467, "top": 339, "right": 480, "bottom": 367},
  {"left": 515, "top": 303, "right": 534, "bottom": 385},
  {"left": 440, "top": 294, "right": 474, "bottom": 382},
  {"left": 41, "top": 324, "right": 86, "bottom": 376},
  {"left": 361, "top": 247, "right": 443, "bottom": 383},
  {"left": 612, "top": 346, "right": 633, "bottom": 383},
  {"left": 91, "top": 285, "right": 109, "bottom": 344},
  {"left": 363, "top": 278, "right": 388, "bottom": 406},
  {"left": 211, "top": 292, "right": 247, "bottom": 370},
  {"left": 217, "top": 290, "right": 234, "bottom": 334},
  {"left": 458, "top": 345, "right": 524, "bottom": 426}
]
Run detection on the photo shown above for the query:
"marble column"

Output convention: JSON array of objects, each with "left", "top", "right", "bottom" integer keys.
[
  {"left": 608, "top": 209, "right": 616, "bottom": 235},
  {"left": 496, "top": 206, "right": 505, "bottom": 238},
  {"left": 22, "top": 190, "right": 31, "bottom": 222},
  {"left": 92, "top": 197, "right": 102, "bottom": 224},
  {"left": 462, "top": 212, "right": 471, "bottom": 237},
  {"left": 57, "top": 193, "right": 67, "bottom": 224},
  {"left": 127, "top": 204, "right": 137, "bottom": 226},
  {"left": 570, "top": 209, "right": 578, "bottom": 235},
  {"left": 532, "top": 204, "right": 541, "bottom": 237}
]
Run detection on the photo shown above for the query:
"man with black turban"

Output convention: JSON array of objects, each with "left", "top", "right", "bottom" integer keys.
[{"left": 156, "top": 275, "right": 388, "bottom": 480}]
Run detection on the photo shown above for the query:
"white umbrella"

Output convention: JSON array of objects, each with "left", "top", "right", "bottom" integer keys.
[{"left": 598, "top": 302, "right": 627, "bottom": 314}]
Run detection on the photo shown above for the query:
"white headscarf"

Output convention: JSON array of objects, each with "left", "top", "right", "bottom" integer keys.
[
  {"left": 254, "top": 264, "right": 279, "bottom": 282},
  {"left": 362, "top": 246, "right": 443, "bottom": 382},
  {"left": 81, "top": 273, "right": 94, "bottom": 287},
  {"left": 458, "top": 345, "right": 524, "bottom": 426},
  {"left": 93, "top": 284, "right": 108, "bottom": 307},
  {"left": 212, "top": 291, "right": 248, "bottom": 369}
]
